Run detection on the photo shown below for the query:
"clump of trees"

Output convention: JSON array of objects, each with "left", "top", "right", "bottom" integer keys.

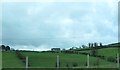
[
  {"left": 88, "top": 42, "right": 103, "bottom": 49},
  {"left": 0, "top": 45, "right": 10, "bottom": 51},
  {"left": 86, "top": 42, "right": 103, "bottom": 56}
]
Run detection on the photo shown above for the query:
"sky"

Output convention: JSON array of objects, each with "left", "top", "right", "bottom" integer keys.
[{"left": 1, "top": 0, "right": 119, "bottom": 51}]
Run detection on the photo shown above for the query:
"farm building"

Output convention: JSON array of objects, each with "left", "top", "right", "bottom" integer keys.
[{"left": 51, "top": 48, "right": 61, "bottom": 51}]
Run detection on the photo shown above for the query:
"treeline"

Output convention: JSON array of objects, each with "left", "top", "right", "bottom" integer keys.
[
  {"left": 69, "top": 42, "right": 119, "bottom": 51},
  {"left": 69, "top": 42, "right": 104, "bottom": 51}
]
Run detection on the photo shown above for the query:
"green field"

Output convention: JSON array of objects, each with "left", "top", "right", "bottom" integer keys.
[
  {"left": 2, "top": 51, "right": 24, "bottom": 68},
  {"left": 19, "top": 52, "right": 115, "bottom": 68},
  {"left": 0, "top": 52, "right": 2, "bottom": 69},
  {"left": 78, "top": 47, "right": 119, "bottom": 58},
  {"left": 97, "top": 48, "right": 118, "bottom": 58},
  {"left": 2, "top": 47, "right": 118, "bottom": 68}
]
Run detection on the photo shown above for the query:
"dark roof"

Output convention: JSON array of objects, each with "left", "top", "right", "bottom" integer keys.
[{"left": 51, "top": 48, "right": 60, "bottom": 50}]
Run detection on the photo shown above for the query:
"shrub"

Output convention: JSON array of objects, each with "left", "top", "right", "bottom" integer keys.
[
  {"left": 107, "top": 57, "right": 116, "bottom": 63},
  {"left": 72, "top": 62, "right": 78, "bottom": 67},
  {"left": 66, "top": 63, "right": 69, "bottom": 68}
]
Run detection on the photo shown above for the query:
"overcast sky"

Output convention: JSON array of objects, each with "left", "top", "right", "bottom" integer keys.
[{"left": 1, "top": 0, "right": 119, "bottom": 51}]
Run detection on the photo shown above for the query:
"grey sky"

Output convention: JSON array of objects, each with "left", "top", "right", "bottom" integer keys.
[{"left": 1, "top": 1, "right": 118, "bottom": 51}]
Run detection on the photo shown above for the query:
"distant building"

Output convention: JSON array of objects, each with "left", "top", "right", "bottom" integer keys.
[{"left": 51, "top": 48, "right": 61, "bottom": 51}]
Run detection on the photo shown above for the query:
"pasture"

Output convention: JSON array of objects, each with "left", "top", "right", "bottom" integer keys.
[{"left": 2, "top": 47, "right": 118, "bottom": 68}]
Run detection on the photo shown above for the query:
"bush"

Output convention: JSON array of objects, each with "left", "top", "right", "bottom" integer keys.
[
  {"left": 72, "top": 62, "right": 78, "bottom": 67},
  {"left": 107, "top": 57, "right": 116, "bottom": 63},
  {"left": 66, "top": 63, "right": 69, "bottom": 68}
]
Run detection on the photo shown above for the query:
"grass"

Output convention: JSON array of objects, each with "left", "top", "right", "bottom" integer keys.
[
  {"left": 78, "top": 47, "right": 119, "bottom": 58},
  {"left": 2, "top": 47, "right": 118, "bottom": 68},
  {"left": 0, "top": 52, "right": 2, "bottom": 69},
  {"left": 20, "top": 51, "right": 116, "bottom": 68},
  {"left": 97, "top": 48, "right": 119, "bottom": 58},
  {"left": 2, "top": 51, "right": 25, "bottom": 68}
]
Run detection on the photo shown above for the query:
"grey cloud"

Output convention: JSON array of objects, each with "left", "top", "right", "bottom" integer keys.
[{"left": 2, "top": 2, "right": 118, "bottom": 50}]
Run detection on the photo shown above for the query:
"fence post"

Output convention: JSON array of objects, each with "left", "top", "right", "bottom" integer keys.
[
  {"left": 57, "top": 55, "right": 59, "bottom": 68},
  {"left": 117, "top": 53, "right": 119, "bottom": 68},
  {"left": 26, "top": 56, "right": 28, "bottom": 69},
  {"left": 87, "top": 54, "right": 89, "bottom": 68}
]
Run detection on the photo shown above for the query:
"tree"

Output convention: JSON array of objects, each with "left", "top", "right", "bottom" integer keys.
[
  {"left": 82, "top": 45, "right": 86, "bottom": 49},
  {"left": 91, "top": 43, "right": 98, "bottom": 56},
  {"left": 88, "top": 43, "right": 91, "bottom": 48},
  {"left": 100, "top": 42, "right": 102, "bottom": 47},
  {"left": 62, "top": 48, "right": 66, "bottom": 51},
  {"left": 6, "top": 46, "right": 10, "bottom": 51},
  {"left": 1, "top": 45, "right": 6, "bottom": 51},
  {"left": 79, "top": 46, "right": 82, "bottom": 49},
  {"left": 91, "top": 43, "right": 94, "bottom": 48},
  {"left": 94, "top": 42, "right": 98, "bottom": 48}
]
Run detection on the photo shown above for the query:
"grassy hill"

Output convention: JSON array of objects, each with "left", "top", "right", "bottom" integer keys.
[
  {"left": 78, "top": 47, "right": 119, "bottom": 58},
  {"left": 97, "top": 48, "right": 118, "bottom": 58},
  {"left": 108, "top": 42, "right": 120, "bottom": 47},
  {"left": 2, "top": 42, "right": 119, "bottom": 68}
]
